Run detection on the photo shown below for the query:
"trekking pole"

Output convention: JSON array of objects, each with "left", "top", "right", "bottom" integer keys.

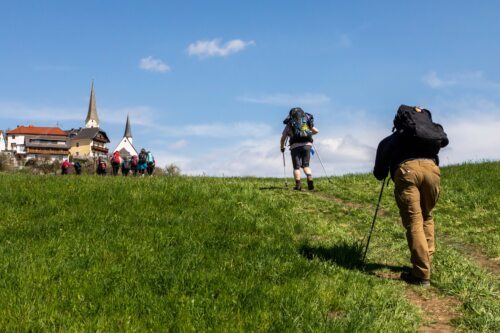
[
  {"left": 312, "top": 143, "right": 333, "bottom": 184},
  {"left": 282, "top": 152, "right": 288, "bottom": 188},
  {"left": 362, "top": 177, "right": 389, "bottom": 263},
  {"left": 282, "top": 138, "right": 288, "bottom": 188}
]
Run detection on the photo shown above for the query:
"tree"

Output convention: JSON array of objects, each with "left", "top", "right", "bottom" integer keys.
[{"left": 165, "top": 163, "right": 181, "bottom": 176}]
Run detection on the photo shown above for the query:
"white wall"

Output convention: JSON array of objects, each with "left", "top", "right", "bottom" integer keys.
[
  {"left": 0, "top": 133, "right": 5, "bottom": 151},
  {"left": 6, "top": 134, "right": 26, "bottom": 153}
]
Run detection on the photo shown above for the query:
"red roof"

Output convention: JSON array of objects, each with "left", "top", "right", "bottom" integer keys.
[{"left": 7, "top": 125, "right": 67, "bottom": 136}]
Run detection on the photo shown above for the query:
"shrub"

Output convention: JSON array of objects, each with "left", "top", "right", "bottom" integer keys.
[{"left": 164, "top": 163, "right": 181, "bottom": 176}]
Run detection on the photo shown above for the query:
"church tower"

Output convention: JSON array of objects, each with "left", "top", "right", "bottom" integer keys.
[
  {"left": 113, "top": 113, "right": 138, "bottom": 158},
  {"left": 85, "top": 80, "right": 100, "bottom": 128},
  {"left": 123, "top": 113, "right": 133, "bottom": 144}
]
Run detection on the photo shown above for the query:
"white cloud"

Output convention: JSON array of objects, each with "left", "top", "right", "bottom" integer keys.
[
  {"left": 428, "top": 99, "right": 500, "bottom": 165},
  {"left": 169, "top": 140, "right": 189, "bottom": 149},
  {"left": 148, "top": 106, "right": 500, "bottom": 177},
  {"left": 0, "top": 102, "right": 158, "bottom": 130},
  {"left": 0, "top": 102, "right": 83, "bottom": 123},
  {"left": 148, "top": 122, "right": 273, "bottom": 139},
  {"left": 187, "top": 38, "right": 255, "bottom": 58},
  {"left": 422, "top": 71, "right": 458, "bottom": 88},
  {"left": 100, "top": 106, "right": 156, "bottom": 126},
  {"left": 440, "top": 115, "right": 500, "bottom": 165},
  {"left": 238, "top": 93, "right": 331, "bottom": 107},
  {"left": 422, "top": 70, "right": 500, "bottom": 90},
  {"left": 139, "top": 56, "right": 171, "bottom": 73}
]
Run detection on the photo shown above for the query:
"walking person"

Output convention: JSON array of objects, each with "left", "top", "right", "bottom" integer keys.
[
  {"left": 96, "top": 157, "right": 107, "bottom": 176},
  {"left": 280, "top": 107, "right": 319, "bottom": 190},
  {"left": 146, "top": 151, "right": 155, "bottom": 176},
  {"left": 131, "top": 155, "right": 139, "bottom": 176},
  {"left": 373, "top": 105, "right": 448, "bottom": 286},
  {"left": 73, "top": 161, "right": 82, "bottom": 175},
  {"left": 138, "top": 148, "right": 148, "bottom": 176},
  {"left": 61, "top": 159, "right": 70, "bottom": 175},
  {"left": 121, "top": 156, "right": 131, "bottom": 176},
  {"left": 111, "top": 151, "right": 121, "bottom": 176}
]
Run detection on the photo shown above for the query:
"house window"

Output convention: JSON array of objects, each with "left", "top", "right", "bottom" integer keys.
[
  {"left": 12, "top": 135, "right": 15, "bottom": 139},
  {"left": 12, "top": 143, "right": 17, "bottom": 150},
  {"left": 76, "top": 142, "right": 80, "bottom": 147}
]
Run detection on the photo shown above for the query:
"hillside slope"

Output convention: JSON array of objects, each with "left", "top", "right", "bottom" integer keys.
[{"left": 0, "top": 162, "right": 498, "bottom": 332}]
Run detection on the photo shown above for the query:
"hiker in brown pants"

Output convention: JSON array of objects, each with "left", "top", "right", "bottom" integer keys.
[
  {"left": 373, "top": 107, "right": 448, "bottom": 286},
  {"left": 394, "top": 159, "right": 440, "bottom": 281}
]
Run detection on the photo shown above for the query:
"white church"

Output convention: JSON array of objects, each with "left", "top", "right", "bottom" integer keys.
[{"left": 113, "top": 114, "right": 138, "bottom": 158}]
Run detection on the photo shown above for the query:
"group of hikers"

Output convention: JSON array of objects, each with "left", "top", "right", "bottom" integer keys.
[
  {"left": 61, "top": 148, "right": 155, "bottom": 177},
  {"left": 280, "top": 105, "right": 448, "bottom": 287}
]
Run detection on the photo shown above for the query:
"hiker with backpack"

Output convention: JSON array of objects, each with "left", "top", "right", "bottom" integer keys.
[
  {"left": 111, "top": 151, "right": 121, "bottom": 176},
  {"left": 280, "top": 107, "right": 319, "bottom": 191},
  {"left": 121, "top": 156, "right": 131, "bottom": 176},
  {"left": 138, "top": 148, "right": 148, "bottom": 176},
  {"left": 61, "top": 159, "right": 70, "bottom": 175},
  {"left": 373, "top": 105, "right": 449, "bottom": 287},
  {"left": 146, "top": 151, "right": 155, "bottom": 176},
  {"left": 73, "top": 161, "right": 82, "bottom": 175},
  {"left": 131, "top": 155, "right": 139, "bottom": 176},
  {"left": 96, "top": 157, "right": 107, "bottom": 176}
]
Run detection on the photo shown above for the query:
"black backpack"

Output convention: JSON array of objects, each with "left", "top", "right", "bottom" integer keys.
[
  {"left": 393, "top": 105, "right": 449, "bottom": 155},
  {"left": 284, "top": 107, "right": 314, "bottom": 144},
  {"left": 139, "top": 152, "right": 147, "bottom": 164},
  {"left": 123, "top": 159, "right": 131, "bottom": 169}
]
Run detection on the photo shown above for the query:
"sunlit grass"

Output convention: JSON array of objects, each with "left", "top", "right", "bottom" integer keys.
[{"left": 0, "top": 161, "right": 498, "bottom": 331}]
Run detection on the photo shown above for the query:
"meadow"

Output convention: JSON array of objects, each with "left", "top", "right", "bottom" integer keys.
[{"left": 0, "top": 162, "right": 498, "bottom": 332}]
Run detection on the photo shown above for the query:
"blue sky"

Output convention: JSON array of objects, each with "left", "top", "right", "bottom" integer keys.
[{"left": 1, "top": 1, "right": 499, "bottom": 176}]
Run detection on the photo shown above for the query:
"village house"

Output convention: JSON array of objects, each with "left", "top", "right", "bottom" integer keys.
[
  {"left": 68, "top": 81, "right": 110, "bottom": 159},
  {"left": 5, "top": 125, "right": 70, "bottom": 161},
  {"left": 0, "top": 130, "right": 5, "bottom": 151},
  {"left": 112, "top": 114, "right": 138, "bottom": 158}
]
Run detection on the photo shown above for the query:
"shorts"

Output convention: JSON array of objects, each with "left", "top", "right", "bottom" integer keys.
[{"left": 291, "top": 145, "right": 311, "bottom": 170}]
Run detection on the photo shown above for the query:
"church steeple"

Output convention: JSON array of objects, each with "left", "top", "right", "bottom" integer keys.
[
  {"left": 123, "top": 113, "right": 133, "bottom": 142},
  {"left": 85, "top": 80, "right": 100, "bottom": 128}
]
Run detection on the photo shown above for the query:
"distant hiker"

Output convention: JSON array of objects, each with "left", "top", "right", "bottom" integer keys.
[
  {"left": 138, "top": 148, "right": 148, "bottom": 176},
  {"left": 73, "top": 161, "right": 82, "bottom": 175},
  {"left": 280, "top": 107, "right": 319, "bottom": 190},
  {"left": 373, "top": 105, "right": 449, "bottom": 287},
  {"left": 131, "top": 155, "right": 139, "bottom": 176},
  {"left": 111, "top": 151, "right": 121, "bottom": 176},
  {"left": 146, "top": 151, "right": 155, "bottom": 176},
  {"left": 121, "top": 156, "right": 131, "bottom": 176},
  {"left": 61, "top": 159, "right": 70, "bottom": 175},
  {"left": 96, "top": 157, "right": 107, "bottom": 176}
]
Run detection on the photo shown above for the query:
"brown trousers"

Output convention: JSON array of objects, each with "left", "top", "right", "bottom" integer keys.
[{"left": 394, "top": 159, "right": 441, "bottom": 280}]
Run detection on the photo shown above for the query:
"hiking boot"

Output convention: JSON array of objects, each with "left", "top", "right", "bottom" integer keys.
[
  {"left": 400, "top": 271, "right": 430, "bottom": 287},
  {"left": 307, "top": 179, "right": 314, "bottom": 190},
  {"left": 294, "top": 180, "right": 302, "bottom": 191}
]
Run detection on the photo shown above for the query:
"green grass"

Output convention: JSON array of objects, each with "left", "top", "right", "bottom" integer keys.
[{"left": 0, "top": 162, "right": 498, "bottom": 332}]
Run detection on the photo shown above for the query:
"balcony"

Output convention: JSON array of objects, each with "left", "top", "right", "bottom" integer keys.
[
  {"left": 26, "top": 148, "right": 69, "bottom": 155},
  {"left": 92, "top": 146, "right": 109, "bottom": 154}
]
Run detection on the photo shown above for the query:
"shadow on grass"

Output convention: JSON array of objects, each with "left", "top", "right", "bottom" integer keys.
[
  {"left": 258, "top": 186, "right": 288, "bottom": 191},
  {"left": 299, "top": 240, "right": 407, "bottom": 274}
]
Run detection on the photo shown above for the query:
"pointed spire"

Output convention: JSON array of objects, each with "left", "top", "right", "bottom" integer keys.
[
  {"left": 85, "top": 80, "right": 100, "bottom": 128},
  {"left": 124, "top": 113, "right": 133, "bottom": 139}
]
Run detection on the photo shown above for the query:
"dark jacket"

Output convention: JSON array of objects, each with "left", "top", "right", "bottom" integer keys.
[{"left": 373, "top": 133, "right": 448, "bottom": 180}]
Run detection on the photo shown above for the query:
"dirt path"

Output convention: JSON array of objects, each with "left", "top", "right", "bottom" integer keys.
[
  {"left": 441, "top": 236, "right": 500, "bottom": 276},
  {"left": 309, "top": 191, "right": 462, "bottom": 332},
  {"left": 371, "top": 270, "right": 460, "bottom": 332},
  {"left": 405, "top": 288, "right": 460, "bottom": 333}
]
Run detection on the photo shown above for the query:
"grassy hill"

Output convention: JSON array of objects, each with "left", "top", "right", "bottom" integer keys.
[{"left": 0, "top": 162, "right": 498, "bottom": 332}]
